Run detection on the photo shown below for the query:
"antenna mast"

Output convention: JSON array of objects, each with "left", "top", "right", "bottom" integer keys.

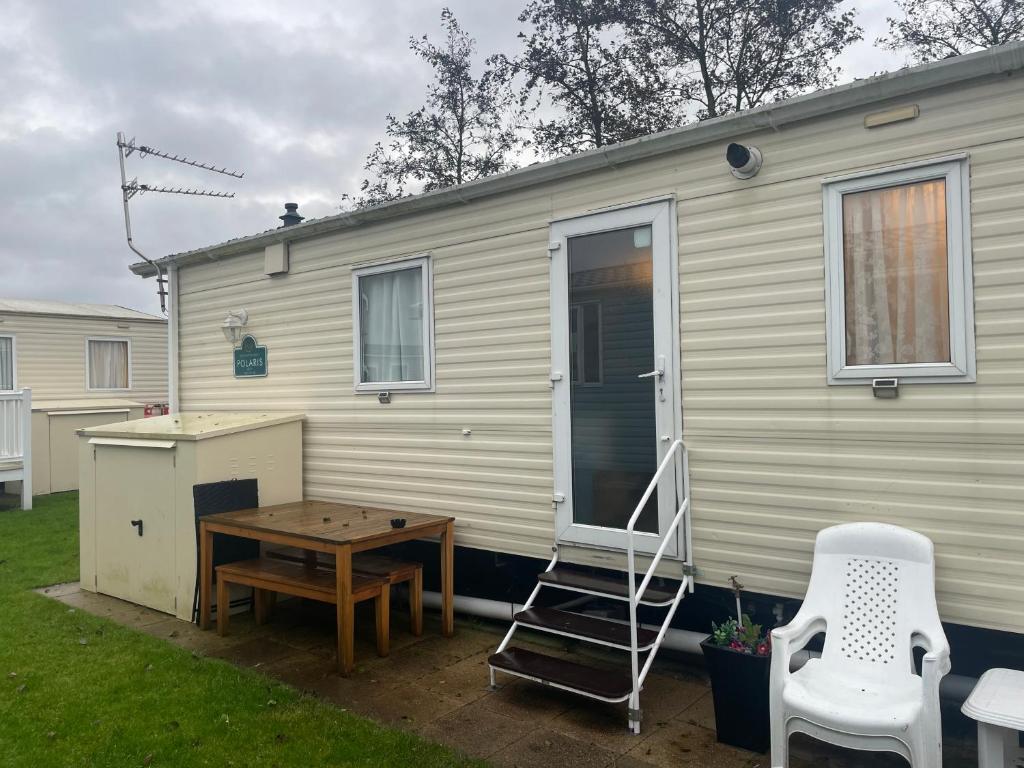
[{"left": 116, "top": 132, "right": 244, "bottom": 313}]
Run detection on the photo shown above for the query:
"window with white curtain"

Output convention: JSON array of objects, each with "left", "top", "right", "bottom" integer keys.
[
  {"left": 823, "top": 156, "right": 975, "bottom": 384},
  {"left": 0, "top": 336, "right": 14, "bottom": 390},
  {"left": 87, "top": 338, "right": 131, "bottom": 390},
  {"left": 352, "top": 256, "right": 433, "bottom": 392}
]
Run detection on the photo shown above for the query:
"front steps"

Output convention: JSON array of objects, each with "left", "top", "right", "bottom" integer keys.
[
  {"left": 490, "top": 439, "right": 694, "bottom": 734},
  {"left": 513, "top": 606, "right": 659, "bottom": 650},
  {"left": 489, "top": 646, "right": 635, "bottom": 700},
  {"left": 488, "top": 562, "right": 690, "bottom": 733}
]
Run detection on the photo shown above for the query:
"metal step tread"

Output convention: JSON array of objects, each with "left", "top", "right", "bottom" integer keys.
[
  {"left": 489, "top": 646, "right": 633, "bottom": 700},
  {"left": 537, "top": 568, "right": 679, "bottom": 605},
  {"left": 514, "top": 606, "right": 659, "bottom": 649}
]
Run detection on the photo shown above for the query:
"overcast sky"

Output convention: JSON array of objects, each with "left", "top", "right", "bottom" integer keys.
[{"left": 0, "top": 0, "right": 908, "bottom": 315}]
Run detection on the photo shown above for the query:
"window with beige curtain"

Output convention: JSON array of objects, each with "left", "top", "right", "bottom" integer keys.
[
  {"left": 842, "top": 179, "right": 950, "bottom": 366},
  {"left": 87, "top": 339, "right": 129, "bottom": 389},
  {"left": 824, "top": 156, "right": 975, "bottom": 385}
]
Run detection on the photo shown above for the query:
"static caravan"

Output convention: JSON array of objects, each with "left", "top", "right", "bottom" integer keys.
[
  {"left": 131, "top": 44, "right": 1024, "bottom": 678},
  {"left": 0, "top": 298, "right": 168, "bottom": 498}
]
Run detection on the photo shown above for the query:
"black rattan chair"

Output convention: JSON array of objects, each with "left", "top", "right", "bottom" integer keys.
[{"left": 191, "top": 478, "right": 261, "bottom": 623}]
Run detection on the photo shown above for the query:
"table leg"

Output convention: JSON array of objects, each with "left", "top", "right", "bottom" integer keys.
[
  {"left": 199, "top": 522, "right": 214, "bottom": 630},
  {"left": 440, "top": 520, "right": 454, "bottom": 637},
  {"left": 335, "top": 544, "right": 354, "bottom": 675},
  {"left": 977, "top": 722, "right": 1016, "bottom": 768}
]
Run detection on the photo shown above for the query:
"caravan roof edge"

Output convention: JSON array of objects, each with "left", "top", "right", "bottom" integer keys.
[{"left": 131, "top": 41, "right": 1024, "bottom": 278}]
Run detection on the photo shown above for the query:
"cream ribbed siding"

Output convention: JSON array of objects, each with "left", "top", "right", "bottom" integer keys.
[
  {"left": 0, "top": 312, "right": 168, "bottom": 403},
  {"left": 176, "top": 72, "right": 1024, "bottom": 633}
]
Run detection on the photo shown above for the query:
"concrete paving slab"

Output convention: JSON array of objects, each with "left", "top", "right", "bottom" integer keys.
[
  {"left": 416, "top": 650, "right": 495, "bottom": 704},
  {"left": 624, "top": 718, "right": 760, "bottom": 768},
  {"left": 481, "top": 678, "right": 580, "bottom": 723},
  {"left": 39, "top": 585, "right": 978, "bottom": 768},
  {"left": 419, "top": 703, "right": 537, "bottom": 759},
  {"left": 34, "top": 581, "right": 81, "bottom": 598},
  {"left": 488, "top": 727, "right": 620, "bottom": 768}
]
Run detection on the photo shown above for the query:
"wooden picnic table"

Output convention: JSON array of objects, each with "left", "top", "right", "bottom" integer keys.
[{"left": 198, "top": 500, "right": 455, "bottom": 674}]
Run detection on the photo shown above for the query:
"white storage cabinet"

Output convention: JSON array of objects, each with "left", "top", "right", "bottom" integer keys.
[{"left": 78, "top": 412, "right": 304, "bottom": 620}]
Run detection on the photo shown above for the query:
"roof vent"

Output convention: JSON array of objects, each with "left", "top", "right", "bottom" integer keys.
[
  {"left": 726, "top": 143, "right": 762, "bottom": 180},
  {"left": 278, "top": 202, "right": 304, "bottom": 227}
]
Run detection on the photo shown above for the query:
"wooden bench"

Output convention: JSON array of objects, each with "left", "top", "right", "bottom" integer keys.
[
  {"left": 215, "top": 558, "right": 390, "bottom": 657},
  {"left": 353, "top": 554, "right": 423, "bottom": 637},
  {"left": 267, "top": 550, "right": 424, "bottom": 636}
]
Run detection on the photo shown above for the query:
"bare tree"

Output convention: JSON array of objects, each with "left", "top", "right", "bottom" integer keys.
[
  {"left": 880, "top": 0, "right": 1024, "bottom": 62},
  {"left": 347, "top": 9, "right": 519, "bottom": 207},
  {"left": 623, "top": 0, "right": 862, "bottom": 120},
  {"left": 495, "top": 0, "right": 678, "bottom": 157}
]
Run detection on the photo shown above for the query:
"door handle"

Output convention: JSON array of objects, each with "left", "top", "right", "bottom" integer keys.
[
  {"left": 638, "top": 355, "right": 666, "bottom": 380},
  {"left": 130, "top": 519, "right": 144, "bottom": 537}
]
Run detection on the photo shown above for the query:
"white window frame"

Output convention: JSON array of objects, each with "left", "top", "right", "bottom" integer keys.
[
  {"left": 823, "top": 154, "right": 976, "bottom": 385},
  {"left": 569, "top": 301, "right": 603, "bottom": 386},
  {"left": 351, "top": 254, "right": 435, "bottom": 393},
  {"left": 85, "top": 336, "right": 133, "bottom": 392},
  {"left": 0, "top": 334, "right": 15, "bottom": 391}
]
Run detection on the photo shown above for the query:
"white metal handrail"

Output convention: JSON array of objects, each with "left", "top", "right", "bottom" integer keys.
[
  {"left": 0, "top": 389, "right": 30, "bottom": 459},
  {"left": 0, "top": 388, "right": 33, "bottom": 510},
  {"left": 625, "top": 438, "right": 690, "bottom": 733}
]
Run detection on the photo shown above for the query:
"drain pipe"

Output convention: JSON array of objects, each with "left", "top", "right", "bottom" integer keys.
[
  {"left": 422, "top": 591, "right": 977, "bottom": 707},
  {"left": 422, "top": 591, "right": 709, "bottom": 655}
]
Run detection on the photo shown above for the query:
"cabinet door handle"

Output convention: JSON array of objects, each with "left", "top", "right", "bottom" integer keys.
[{"left": 130, "top": 519, "right": 144, "bottom": 537}]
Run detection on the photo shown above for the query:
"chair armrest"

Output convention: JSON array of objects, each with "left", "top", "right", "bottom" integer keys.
[
  {"left": 770, "top": 613, "right": 826, "bottom": 684},
  {"left": 912, "top": 622, "right": 949, "bottom": 658},
  {"left": 914, "top": 624, "right": 951, "bottom": 695}
]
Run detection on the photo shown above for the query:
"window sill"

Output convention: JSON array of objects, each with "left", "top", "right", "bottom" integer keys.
[
  {"left": 353, "top": 384, "right": 434, "bottom": 394},
  {"left": 828, "top": 364, "right": 975, "bottom": 386}
]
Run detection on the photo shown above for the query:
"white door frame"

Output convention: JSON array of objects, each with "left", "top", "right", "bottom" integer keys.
[{"left": 550, "top": 198, "right": 683, "bottom": 557}]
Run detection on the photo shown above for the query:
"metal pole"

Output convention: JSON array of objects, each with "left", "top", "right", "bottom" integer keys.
[{"left": 117, "top": 132, "right": 167, "bottom": 314}]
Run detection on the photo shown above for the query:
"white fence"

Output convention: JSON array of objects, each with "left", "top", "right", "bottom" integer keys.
[{"left": 0, "top": 388, "right": 32, "bottom": 509}]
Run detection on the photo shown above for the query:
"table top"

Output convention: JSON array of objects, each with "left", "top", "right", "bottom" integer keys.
[
  {"left": 962, "top": 668, "right": 1024, "bottom": 729},
  {"left": 201, "top": 500, "right": 454, "bottom": 548}
]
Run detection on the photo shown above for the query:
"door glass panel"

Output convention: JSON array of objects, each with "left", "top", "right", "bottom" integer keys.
[{"left": 568, "top": 226, "right": 658, "bottom": 533}]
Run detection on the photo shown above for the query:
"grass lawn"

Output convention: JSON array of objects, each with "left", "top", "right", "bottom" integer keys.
[{"left": 0, "top": 492, "right": 481, "bottom": 767}]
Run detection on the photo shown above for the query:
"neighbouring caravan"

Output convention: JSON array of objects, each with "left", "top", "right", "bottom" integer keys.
[
  {"left": 0, "top": 298, "right": 168, "bottom": 497},
  {"left": 131, "top": 45, "right": 1024, "bottom": 673}
]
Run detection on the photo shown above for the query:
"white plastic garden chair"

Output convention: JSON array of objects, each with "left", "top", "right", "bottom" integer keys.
[{"left": 769, "top": 522, "right": 950, "bottom": 767}]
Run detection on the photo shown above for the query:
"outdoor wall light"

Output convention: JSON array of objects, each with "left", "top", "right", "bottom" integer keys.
[
  {"left": 221, "top": 309, "right": 249, "bottom": 345},
  {"left": 726, "top": 142, "right": 763, "bottom": 179}
]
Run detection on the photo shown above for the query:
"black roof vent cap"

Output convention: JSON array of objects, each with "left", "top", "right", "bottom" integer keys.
[{"left": 279, "top": 202, "right": 304, "bottom": 227}]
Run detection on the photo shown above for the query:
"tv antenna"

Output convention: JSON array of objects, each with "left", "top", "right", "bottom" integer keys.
[{"left": 116, "top": 132, "right": 244, "bottom": 313}]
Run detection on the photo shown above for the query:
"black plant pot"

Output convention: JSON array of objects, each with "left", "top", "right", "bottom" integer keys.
[{"left": 700, "top": 639, "right": 771, "bottom": 753}]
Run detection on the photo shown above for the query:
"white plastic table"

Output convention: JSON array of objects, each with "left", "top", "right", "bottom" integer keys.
[{"left": 962, "top": 668, "right": 1024, "bottom": 768}]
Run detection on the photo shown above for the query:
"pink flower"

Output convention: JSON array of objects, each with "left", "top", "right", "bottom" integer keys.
[{"left": 756, "top": 642, "right": 770, "bottom": 656}]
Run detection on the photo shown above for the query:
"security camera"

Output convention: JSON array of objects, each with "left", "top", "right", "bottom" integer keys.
[{"left": 726, "top": 143, "right": 762, "bottom": 179}]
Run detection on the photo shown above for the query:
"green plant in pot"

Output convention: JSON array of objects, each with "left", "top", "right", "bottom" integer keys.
[{"left": 699, "top": 576, "right": 772, "bottom": 753}]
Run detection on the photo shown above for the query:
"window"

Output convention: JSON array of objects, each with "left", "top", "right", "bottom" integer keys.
[
  {"left": 0, "top": 336, "right": 14, "bottom": 391},
  {"left": 569, "top": 302, "right": 602, "bottom": 385},
  {"left": 352, "top": 255, "right": 434, "bottom": 392},
  {"left": 87, "top": 338, "right": 131, "bottom": 390},
  {"left": 823, "top": 156, "right": 975, "bottom": 384}
]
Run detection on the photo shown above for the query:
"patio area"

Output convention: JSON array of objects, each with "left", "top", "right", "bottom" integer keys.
[{"left": 39, "top": 582, "right": 977, "bottom": 767}]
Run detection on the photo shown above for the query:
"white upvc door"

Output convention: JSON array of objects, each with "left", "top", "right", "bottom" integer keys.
[{"left": 550, "top": 199, "right": 682, "bottom": 557}]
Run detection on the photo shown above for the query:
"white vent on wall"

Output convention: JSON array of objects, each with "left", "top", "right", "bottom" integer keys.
[{"left": 264, "top": 242, "right": 289, "bottom": 276}]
